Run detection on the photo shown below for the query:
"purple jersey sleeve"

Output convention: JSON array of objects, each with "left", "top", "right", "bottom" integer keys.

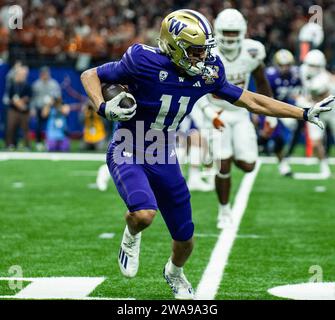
[
  {"left": 96, "top": 44, "right": 140, "bottom": 84},
  {"left": 214, "top": 79, "right": 243, "bottom": 103}
]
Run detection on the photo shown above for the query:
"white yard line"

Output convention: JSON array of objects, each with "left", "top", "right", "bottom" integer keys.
[
  {"left": 195, "top": 161, "right": 262, "bottom": 300},
  {"left": 0, "top": 152, "right": 335, "bottom": 164},
  {"left": 260, "top": 156, "right": 335, "bottom": 165}
]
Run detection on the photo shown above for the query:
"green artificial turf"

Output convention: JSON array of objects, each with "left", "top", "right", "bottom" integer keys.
[{"left": 0, "top": 159, "right": 334, "bottom": 299}]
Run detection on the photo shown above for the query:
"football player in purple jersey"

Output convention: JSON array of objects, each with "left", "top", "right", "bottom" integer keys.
[
  {"left": 261, "top": 49, "right": 302, "bottom": 176},
  {"left": 81, "top": 9, "right": 334, "bottom": 299}
]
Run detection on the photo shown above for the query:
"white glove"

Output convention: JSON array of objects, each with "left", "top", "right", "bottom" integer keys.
[
  {"left": 304, "top": 95, "right": 335, "bottom": 129},
  {"left": 103, "top": 91, "right": 137, "bottom": 121}
]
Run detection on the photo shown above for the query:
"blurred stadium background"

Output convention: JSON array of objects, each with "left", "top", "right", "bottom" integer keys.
[
  {"left": 0, "top": 0, "right": 335, "bottom": 149},
  {"left": 0, "top": 0, "right": 334, "bottom": 300}
]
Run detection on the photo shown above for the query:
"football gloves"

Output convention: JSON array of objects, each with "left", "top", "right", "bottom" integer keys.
[
  {"left": 98, "top": 91, "right": 137, "bottom": 121},
  {"left": 303, "top": 95, "right": 335, "bottom": 129}
]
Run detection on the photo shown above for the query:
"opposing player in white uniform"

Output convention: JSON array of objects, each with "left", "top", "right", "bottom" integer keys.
[
  {"left": 196, "top": 9, "right": 273, "bottom": 228},
  {"left": 297, "top": 53, "right": 335, "bottom": 177}
]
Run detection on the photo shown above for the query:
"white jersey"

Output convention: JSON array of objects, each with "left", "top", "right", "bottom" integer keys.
[
  {"left": 300, "top": 66, "right": 335, "bottom": 96},
  {"left": 296, "top": 71, "right": 335, "bottom": 142},
  {"left": 208, "top": 38, "right": 266, "bottom": 113}
]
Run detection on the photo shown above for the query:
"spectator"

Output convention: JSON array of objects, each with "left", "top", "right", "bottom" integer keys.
[
  {"left": 36, "top": 18, "right": 64, "bottom": 57},
  {"left": 80, "top": 101, "right": 107, "bottom": 151},
  {"left": 5, "top": 65, "right": 32, "bottom": 150},
  {"left": 31, "top": 66, "right": 61, "bottom": 151},
  {"left": 42, "top": 97, "right": 70, "bottom": 152},
  {"left": 0, "top": 21, "right": 9, "bottom": 63},
  {"left": 3, "top": 0, "right": 335, "bottom": 66}
]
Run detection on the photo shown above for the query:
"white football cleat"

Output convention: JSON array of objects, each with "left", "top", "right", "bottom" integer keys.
[
  {"left": 163, "top": 259, "right": 194, "bottom": 300},
  {"left": 96, "top": 164, "right": 110, "bottom": 191},
  {"left": 217, "top": 204, "right": 233, "bottom": 229},
  {"left": 320, "top": 160, "right": 331, "bottom": 179},
  {"left": 187, "top": 175, "right": 213, "bottom": 192},
  {"left": 118, "top": 226, "right": 141, "bottom": 278},
  {"left": 279, "top": 159, "right": 292, "bottom": 176}
]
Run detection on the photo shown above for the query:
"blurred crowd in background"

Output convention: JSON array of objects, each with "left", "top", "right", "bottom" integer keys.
[
  {"left": 0, "top": 0, "right": 334, "bottom": 153},
  {"left": 0, "top": 0, "right": 335, "bottom": 68},
  {"left": 1, "top": 63, "right": 113, "bottom": 151}
]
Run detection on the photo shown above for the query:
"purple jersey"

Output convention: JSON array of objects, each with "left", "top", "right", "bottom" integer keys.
[
  {"left": 266, "top": 66, "right": 301, "bottom": 105},
  {"left": 100, "top": 44, "right": 243, "bottom": 243},
  {"left": 97, "top": 43, "right": 243, "bottom": 149}
]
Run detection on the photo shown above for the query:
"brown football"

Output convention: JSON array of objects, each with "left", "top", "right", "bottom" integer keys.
[{"left": 101, "top": 83, "right": 135, "bottom": 109}]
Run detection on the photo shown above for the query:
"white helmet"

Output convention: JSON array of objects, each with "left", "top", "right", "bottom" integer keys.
[
  {"left": 214, "top": 9, "right": 247, "bottom": 52},
  {"left": 302, "top": 49, "right": 326, "bottom": 80},
  {"left": 303, "top": 49, "right": 326, "bottom": 68},
  {"left": 298, "top": 22, "right": 324, "bottom": 48},
  {"left": 308, "top": 72, "right": 330, "bottom": 97}
]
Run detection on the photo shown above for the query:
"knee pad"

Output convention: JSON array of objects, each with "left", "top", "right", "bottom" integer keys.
[
  {"left": 127, "top": 190, "right": 157, "bottom": 212},
  {"left": 172, "top": 220, "right": 194, "bottom": 242}
]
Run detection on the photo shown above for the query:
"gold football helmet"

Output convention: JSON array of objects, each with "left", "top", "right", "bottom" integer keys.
[
  {"left": 158, "top": 9, "right": 216, "bottom": 76},
  {"left": 273, "top": 49, "right": 295, "bottom": 66}
]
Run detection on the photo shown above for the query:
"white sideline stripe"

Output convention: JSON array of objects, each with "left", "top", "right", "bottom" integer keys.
[
  {"left": 0, "top": 152, "right": 105, "bottom": 161},
  {"left": 0, "top": 152, "right": 335, "bottom": 164},
  {"left": 260, "top": 156, "right": 335, "bottom": 165},
  {"left": 195, "top": 161, "right": 262, "bottom": 300}
]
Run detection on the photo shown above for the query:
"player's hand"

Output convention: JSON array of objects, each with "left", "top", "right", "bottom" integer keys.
[
  {"left": 304, "top": 95, "right": 335, "bottom": 129},
  {"left": 99, "top": 92, "right": 137, "bottom": 121},
  {"left": 212, "top": 116, "right": 225, "bottom": 131}
]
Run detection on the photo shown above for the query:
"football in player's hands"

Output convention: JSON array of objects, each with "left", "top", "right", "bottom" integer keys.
[
  {"left": 101, "top": 84, "right": 136, "bottom": 109},
  {"left": 100, "top": 83, "right": 137, "bottom": 121}
]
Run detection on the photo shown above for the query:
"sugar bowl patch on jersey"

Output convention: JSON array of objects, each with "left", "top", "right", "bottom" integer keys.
[
  {"left": 245, "top": 39, "right": 266, "bottom": 64},
  {"left": 202, "top": 65, "right": 220, "bottom": 84},
  {"left": 159, "top": 70, "right": 169, "bottom": 82}
]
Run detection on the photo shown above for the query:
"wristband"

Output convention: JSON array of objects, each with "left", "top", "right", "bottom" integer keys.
[
  {"left": 303, "top": 108, "right": 309, "bottom": 121},
  {"left": 97, "top": 102, "right": 106, "bottom": 118}
]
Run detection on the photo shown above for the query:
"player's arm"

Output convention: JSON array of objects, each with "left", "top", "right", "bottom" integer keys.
[
  {"left": 252, "top": 63, "right": 278, "bottom": 135},
  {"left": 80, "top": 68, "right": 104, "bottom": 112},
  {"left": 252, "top": 63, "right": 273, "bottom": 97},
  {"left": 213, "top": 77, "right": 334, "bottom": 129},
  {"left": 235, "top": 89, "right": 334, "bottom": 129},
  {"left": 80, "top": 68, "right": 107, "bottom": 115},
  {"left": 80, "top": 63, "right": 136, "bottom": 121}
]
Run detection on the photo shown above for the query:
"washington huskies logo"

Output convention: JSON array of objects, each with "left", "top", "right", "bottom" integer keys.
[{"left": 169, "top": 18, "right": 187, "bottom": 36}]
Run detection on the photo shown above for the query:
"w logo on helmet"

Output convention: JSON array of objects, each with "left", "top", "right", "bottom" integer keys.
[{"left": 168, "top": 18, "right": 187, "bottom": 36}]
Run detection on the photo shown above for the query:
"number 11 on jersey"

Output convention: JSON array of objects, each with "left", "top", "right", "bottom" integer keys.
[{"left": 150, "top": 94, "right": 190, "bottom": 131}]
